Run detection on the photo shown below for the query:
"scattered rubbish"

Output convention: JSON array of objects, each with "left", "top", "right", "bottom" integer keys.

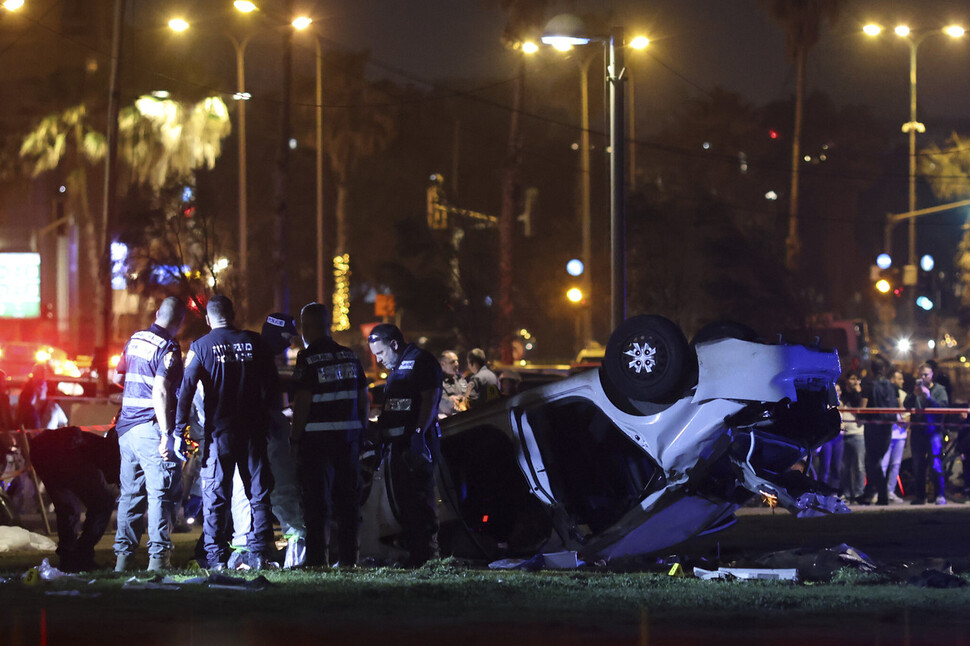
[
  {"left": 488, "top": 551, "right": 585, "bottom": 571},
  {"left": 542, "top": 551, "right": 584, "bottom": 569},
  {"left": 792, "top": 493, "right": 851, "bottom": 518},
  {"left": 694, "top": 567, "right": 799, "bottom": 581},
  {"left": 38, "top": 558, "right": 70, "bottom": 580},
  {"left": 205, "top": 573, "right": 272, "bottom": 591},
  {"left": 122, "top": 576, "right": 181, "bottom": 591},
  {"left": 0, "top": 526, "right": 57, "bottom": 553},
  {"left": 907, "top": 569, "right": 968, "bottom": 589},
  {"left": 754, "top": 543, "right": 878, "bottom": 580}
]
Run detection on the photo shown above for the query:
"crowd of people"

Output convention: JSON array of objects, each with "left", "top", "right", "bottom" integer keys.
[
  {"left": 817, "top": 357, "right": 962, "bottom": 506},
  {"left": 4, "top": 295, "right": 448, "bottom": 573}
]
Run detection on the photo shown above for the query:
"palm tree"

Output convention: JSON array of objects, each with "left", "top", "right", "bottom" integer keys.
[
  {"left": 20, "top": 96, "right": 230, "bottom": 343},
  {"left": 20, "top": 106, "right": 106, "bottom": 345},
  {"left": 760, "top": 0, "right": 845, "bottom": 271},
  {"left": 320, "top": 51, "right": 396, "bottom": 329}
]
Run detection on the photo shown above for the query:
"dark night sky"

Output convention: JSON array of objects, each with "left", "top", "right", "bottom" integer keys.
[{"left": 321, "top": 0, "right": 970, "bottom": 128}]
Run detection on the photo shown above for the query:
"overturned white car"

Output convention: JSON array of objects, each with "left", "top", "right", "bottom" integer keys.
[{"left": 361, "top": 315, "right": 843, "bottom": 563}]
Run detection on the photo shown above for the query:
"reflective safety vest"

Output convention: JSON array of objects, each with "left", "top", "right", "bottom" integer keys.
[
  {"left": 294, "top": 338, "right": 366, "bottom": 435},
  {"left": 116, "top": 324, "right": 182, "bottom": 437}
]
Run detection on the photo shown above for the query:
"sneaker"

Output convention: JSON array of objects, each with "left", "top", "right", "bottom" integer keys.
[
  {"left": 888, "top": 493, "right": 903, "bottom": 504},
  {"left": 284, "top": 536, "right": 306, "bottom": 569},
  {"left": 148, "top": 554, "right": 171, "bottom": 572},
  {"left": 114, "top": 554, "right": 132, "bottom": 573},
  {"left": 935, "top": 496, "right": 948, "bottom": 506},
  {"left": 233, "top": 551, "right": 264, "bottom": 571}
]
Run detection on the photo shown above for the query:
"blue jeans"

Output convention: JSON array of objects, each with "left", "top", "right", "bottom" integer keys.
[
  {"left": 881, "top": 436, "right": 906, "bottom": 497},
  {"left": 842, "top": 433, "right": 866, "bottom": 499},
  {"left": 114, "top": 421, "right": 180, "bottom": 559},
  {"left": 816, "top": 435, "right": 843, "bottom": 491}
]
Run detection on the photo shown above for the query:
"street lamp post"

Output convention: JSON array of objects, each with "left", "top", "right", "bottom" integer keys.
[
  {"left": 544, "top": 15, "right": 637, "bottom": 333},
  {"left": 608, "top": 28, "right": 626, "bottom": 330},
  {"left": 864, "top": 23, "right": 965, "bottom": 296},
  {"left": 292, "top": 16, "right": 324, "bottom": 306},
  {"left": 575, "top": 49, "right": 595, "bottom": 349},
  {"left": 230, "top": 32, "right": 251, "bottom": 318}
]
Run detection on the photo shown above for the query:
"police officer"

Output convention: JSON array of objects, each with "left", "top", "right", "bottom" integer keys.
[
  {"left": 175, "top": 295, "right": 280, "bottom": 569},
  {"left": 113, "top": 296, "right": 186, "bottom": 572},
  {"left": 464, "top": 348, "right": 500, "bottom": 410},
  {"left": 368, "top": 323, "right": 442, "bottom": 567},
  {"left": 291, "top": 303, "right": 368, "bottom": 567},
  {"left": 32, "top": 426, "right": 120, "bottom": 572},
  {"left": 224, "top": 313, "right": 307, "bottom": 568}
]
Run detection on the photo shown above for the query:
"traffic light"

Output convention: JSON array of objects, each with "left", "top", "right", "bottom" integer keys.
[
  {"left": 871, "top": 255, "right": 901, "bottom": 297},
  {"left": 916, "top": 254, "right": 936, "bottom": 311}
]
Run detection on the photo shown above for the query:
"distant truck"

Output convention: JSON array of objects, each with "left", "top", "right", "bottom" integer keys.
[{"left": 782, "top": 316, "right": 871, "bottom": 372}]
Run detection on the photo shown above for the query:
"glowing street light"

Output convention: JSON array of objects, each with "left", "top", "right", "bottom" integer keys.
[
  {"left": 168, "top": 17, "right": 188, "bottom": 32},
  {"left": 863, "top": 22, "right": 965, "bottom": 304},
  {"left": 630, "top": 35, "right": 649, "bottom": 49},
  {"left": 542, "top": 14, "right": 641, "bottom": 334},
  {"left": 566, "top": 287, "right": 584, "bottom": 303},
  {"left": 2, "top": 0, "right": 25, "bottom": 10},
  {"left": 875, "top": 279, "right": 892, "bottom": 294},
  {"left": 293, "top": 16, "right": 327, "bottom": 305},
  {"left": 521, "top": 40, "right": 539, "bottom": 54},
  {"left": 233, "top": 1, "right": 257, "bottom": 13}
]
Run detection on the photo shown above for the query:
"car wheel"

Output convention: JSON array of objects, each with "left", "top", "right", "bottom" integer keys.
[{"left": 603, "top": 315, "right": 689, "bottom": 403}]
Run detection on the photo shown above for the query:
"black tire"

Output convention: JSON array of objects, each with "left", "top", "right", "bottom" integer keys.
[{"left": 603, "top": 315, "right": 689, "bottom": 402}]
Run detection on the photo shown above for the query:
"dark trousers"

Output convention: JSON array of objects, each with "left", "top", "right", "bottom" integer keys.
[
  {"left": 863, "top": 423, "right": 892, "bottom": 503},
  {"left": 32, "top": 462, "right": 114, "bottom": 568},
  {"left": 389, "top": 430, "right": 440, "bottom": 565},
  {"left": 297, "top": 432, "right": 361, "bottom": 567},
  {"left": 911, "top": 429, "right": 945, "bottom": 500},
  {"left": 200, "top": 430, "right": 275, "bottom": 566}
]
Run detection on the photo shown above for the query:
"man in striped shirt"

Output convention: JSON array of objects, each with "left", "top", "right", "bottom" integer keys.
[
  {"left": 113, "top": 296, "right": 186, "bottom": 572},
  {"left": 290, "top": 302, "right": 368, "bottom": 567}
]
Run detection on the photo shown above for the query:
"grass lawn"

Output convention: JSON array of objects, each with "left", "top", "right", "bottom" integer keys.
[{"left": 3, "top": 505, "right": 970, "bottom": 644}]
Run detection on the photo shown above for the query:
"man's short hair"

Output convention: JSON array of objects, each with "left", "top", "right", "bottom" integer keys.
[
  {"left": 156, "top": 296, "right": 186, "bottom": 327},
  {"left": 919, "top": 362, "right": 934, "bottom": 376},
  {"left": 368, "top": 323, "right": 404, "bottom": 346},
  {"left": 207, "top": 294, "right": 235, "bottom": 323},
  {"left": 467, "top": 348, "right": 487, "bottom": 369},
  {"left": 300, "top": 302, "right": 332, "bottom": 332}
]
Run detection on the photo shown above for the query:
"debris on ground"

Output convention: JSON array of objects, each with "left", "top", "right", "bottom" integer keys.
[
  {"left": 693, "top": 567, "right": 799, "bottom": 581},
  {"left": 907, "top": 569, "right": 968, "bottom": 589},
  {"left": 750, "top": 543, "right": 877, "bottom": 580},
  {"left": 488, "top": 550, "right": 585, "bottom": 571},
  {"left": 205, "top": 572, "right": 273, "bottom": 591},
  {"left": 0, "top": 526, "right": 56, "bottom": 553}
]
